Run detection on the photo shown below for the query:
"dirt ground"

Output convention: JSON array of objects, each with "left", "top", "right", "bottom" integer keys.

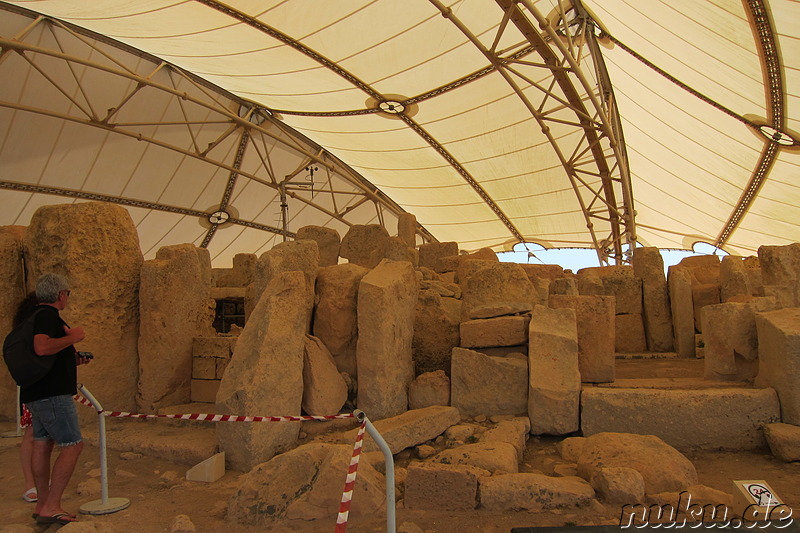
[{"left": 1, "top": 418, "right": 798, "bottom": 533}]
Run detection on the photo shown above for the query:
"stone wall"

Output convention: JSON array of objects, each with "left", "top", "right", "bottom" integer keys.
[{"left": 0, "top": 226, "right": 27, "bottom": 419}]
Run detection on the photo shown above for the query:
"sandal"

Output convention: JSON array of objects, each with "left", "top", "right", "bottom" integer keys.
[
  {"left": 22, "top": 487, "right": 37, "bottom": 503},
  {"left": 36, "top": 513, "right": 77, "bottom": 525}
]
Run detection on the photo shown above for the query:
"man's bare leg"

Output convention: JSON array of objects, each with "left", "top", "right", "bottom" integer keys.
[
  {"left": 35, "top": 441, "right": 83, "bottom": 518},
  {"left": 32, "top": 439, "right": 54, "bottom": 516}
]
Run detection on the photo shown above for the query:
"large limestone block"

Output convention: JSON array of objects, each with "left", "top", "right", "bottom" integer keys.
[
  {"left": 528, "top": 305, "right": 580, "bottom": 435},
  {"left": 24, "top": 202, "right": 143, "bottom": 411},
  {"left": 312, "top": 263, "right": 369, "bottom": 378},
  {"left": 232, "top": 253, "right": 256, "bottom": 288},
  {"left": 431, "top": 441, "right": 519, "bottom": 474},
  {"left": 408, "top": 370, "right": 450, "bottom": 410},
  {"left": 412, "top": 289, "right": 461, "bottom": 375},
  {"left": 404, "top": 463, "right": 483, "bottom": 511},
  {"left": 519, "top": 263, "right": 565, "bottom": 282},
  {"left": 397, "top": 212, "right": 417, "bottom": 248},
  {"left": 356, "top": 259, "right": 418, "bottom": 420},
  {"left": 756, "top": 308, "right": 800, "bottom": 424},
  {"left": 692, "top": 283, "right": 720, "bottom": 332},
  {"left": 438, "top": 247, "right": 498, "bottom": 274},
  {"left": 451, "top": 347, "right": 528, "bottom": 418},
  {"left": 227, "top": 442, "right": 385, "bottom": 525},
  {"left": 758, "top": 243, "right": 800, "bottom": 305},
  {"left": 549, "top": 295, "right": 615, "bottom": 383},
  {"left": 418, "top": 241, "right": 459, "bottom": 271},
  {"left": 577, "top": 265, "right": 642, "bottom": 315},
  {"left": 460, "top": 262, "right": 536, "bottom": 321},
  {"left": 138, "top": 244, "right": 214, "bottom": 412},
  {"left": 677, "top": 255, "right": 721, "bottom": 282},
  {"left": 614, "top": 314, "right": 647, "bottom": 353},
  {"left": 246, "top": 240, "right": 319, "bottom": 320},
  {"left": 341, "top": 405, "right": 461, "bottom": 454},
  {"left": 479, "top": 474, "right": 595, "bottom": 511},
  {"left": 296, "top": 225, "right": 340, "bottom": 267},
  {"left": 0, "top": 226, "right": 27, "bottom": 419},
  {"left": 302, "top": 335, "right": 347, "bottom": 416},
  {"left": 216, "top": 271, "right": 312, "bottom": 471},
  {"left": 383, "top": 236, "right": 417, "bottom": 266},
  {"left": 581, "top": 388, "right": 780, "bottom": 450},
  {"left": 340, "top": 224, "right": 391, "bottom": 269},
  {"left": 702, "top": 298, "right": 777, "bottom": 381},
  {"left": 668, "top": 267, "right": 695, "bottom": 357},
  {"left": 633, "top": 247, "right": 674, "bottom": 352},
  {"left": 480, "top": 417, "right": 530, "bottom": 462},
  {"left": 763, "top": 423, "right": 800, "bottom": 462},
  {"left": 460, "top": 316, "right": 529, "bottom": 348},
  {"left": 720, "top": 256, "right": 752, "bottom": 302},
  {"left": 576, "top": 432, "right": 698, "bottom": 494},
  {"left": 590, "top": 466, "right": 645, "bottom": 504}
]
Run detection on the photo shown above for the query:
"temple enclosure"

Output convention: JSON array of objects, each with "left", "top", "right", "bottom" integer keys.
[{"left": 1, "top": 201, "right": 799, "bottom": 530}]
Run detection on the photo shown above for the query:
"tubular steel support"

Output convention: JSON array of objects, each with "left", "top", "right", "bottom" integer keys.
[{"left": 353, "top": 409, "right": 396, "bottom": 533}]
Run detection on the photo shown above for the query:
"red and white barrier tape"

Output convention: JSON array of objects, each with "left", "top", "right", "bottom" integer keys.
[{"left": 334, "top": 419, "right": 366, "bottom": 533}]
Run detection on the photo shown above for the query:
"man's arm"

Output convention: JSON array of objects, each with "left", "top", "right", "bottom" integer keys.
[{"left": 33, "top": 325, "right": 85, "bottom": 356}]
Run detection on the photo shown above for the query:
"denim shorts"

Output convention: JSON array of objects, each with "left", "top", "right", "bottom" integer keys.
[{"left": 26, "top": 395, "right": 82, "bottom": 447}]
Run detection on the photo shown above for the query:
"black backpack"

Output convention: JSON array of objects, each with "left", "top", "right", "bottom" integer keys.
[{"left": 3, "top": 308, "right": 57, "bottom": 387}]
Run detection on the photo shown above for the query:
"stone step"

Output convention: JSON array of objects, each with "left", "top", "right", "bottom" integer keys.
[
  {"left": 614, "top": 358, "right": 703, "bottom": 379},
  {"left": 615, "top": 351, "right": 679, "bottom": 360},
  {"left": 581, "top": 386, "right": 780, "bottom": 451},
  {"left": 595, "top": 377, "right": 752, "bottom": 389}
]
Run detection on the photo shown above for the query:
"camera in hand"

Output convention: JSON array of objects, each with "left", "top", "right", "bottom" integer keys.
[{"left": 78, "top": 351, "right": 94, "bottom": 359}]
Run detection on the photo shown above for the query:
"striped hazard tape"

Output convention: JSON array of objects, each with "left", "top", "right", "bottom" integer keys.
[{"left": 335, "top": 418, "right": 366, "bottom": 533}]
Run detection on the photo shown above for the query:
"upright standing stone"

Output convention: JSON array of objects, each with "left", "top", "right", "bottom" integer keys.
[
  {"left": 720, "top": 256, "right": 751, "bottom": 302},
  {"left": 633, "top": 247, "right": 674, "bottom": 352},
  {"left": 413, "top": 289, "right": 461, "bottom": 375},
  {"left": 312, "top": 263, "right": 369, "bottom": 378},
  {"left": 451, "top": 347, "right": 528, "bottom": 418},
  {"left": 418, "top": 242, "right": 459, "bottom": 271},
  {"left": 217, "top": 271, "right": 312, "bottom": 471},
  {"left": 340, "top": 224, "right": 391, "bottom": 269},
  {"left": 246, "top": 240, "right": 319, "bottom": 320},
  {"left": 668, "top": 267, "right": 695, "bottom": 357},
  {"left": 397, "top": 213, "right": 417, "bottom": 248},
  {"left": 356, "top": 260, "right": 419, "bottom": 420},
  {"left": 549, "top": 295, "right": 614, "bottom": 383},
  {"left": 137, "top": 244, "right": 214, "bottom": 412},
  {"left": 528, "top": 305, "right": 580, "bottom": 435},
  {"left": 759, "top": 244, "right": 800, "bottom": 306},
  {"left": 296, "top": 225, "right": 340, "bottom": 267},
  {"left": 24, "top": 202, "right": 142, "bottom": 411},
  {"left": 302, "top": 335, "right": 347, "bottom": 416},
  {"left": 756, "top": 308, "right": 800, "bottom": 425},
  {"left": 0, "top": 226, "right": 27, "bottom": 419}
]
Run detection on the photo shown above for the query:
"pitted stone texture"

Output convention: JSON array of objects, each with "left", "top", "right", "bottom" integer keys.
[
  {"left": 413, "top": 289, "right": 461, "bottom": 375},
  {"left": 519, "top": 264, "right": 565, "bottom": 282},
  {"left": 451, "top": 347, "right": 528, "bottom": 418},
  {"left": 246, "top": 240, "right": 319, "bottom": 320},
  {"left": 577, "top": 265, "right": 642, "bottom": 315},
  {"left": 404, "top": 463, "right": 484, "bottom": 511},
  {"left": 758, "top": 243, "right": 800, "bottom": 306},
  {"left": 357, "top": 260, "right": 419, "bottom": 420},
  {"left": 460, "top": 262, "right": 536, "bottom": 321},
  {"left": 702, "top": 298, "right": 777, "bottom": 381},
  {"left": 528, "top": 305, "right": 580, "bottom": 435},
  {"left": 437, "top": 247, "right": 498, "bottom": 274},
  {"left": 590, "top": 466, "right": 645, "bottom": 504},
  {"left": 668, "top": 267, "right": 695, "bottom": 357},
  {"left": 296, "top": 225, "right": 341, "bottom": 267},
  {"left": 581, "top": 388, "right": 780, "bottom": 450},
  {"left": 720, "top": 256, "right": 754, "bottom": 302},
  {"left": 302, "top": 335, "right": 347, "bottom": 416},
  {"left": 549, "top": 295, "right": 615, "bottom": 383},
  {"left": 460, "top": 315, "right": 529, "bottom": 348},
  {"left": 383, "top": 236, "right": 417, "bottom": 266},
  {"left": 341, "top": 405, "right": 461, "bottom": 454},
  {"left": 0, "top": 226, "right": 27, "bottom": 418},
  {"left": 431, "top": 441, "right": 519, "bottom": 474},
  {"left": 763, "top": 423, "right": 800, "bottom": 462},
  {"left": 227, "top": 442, "right": 385, "bottom": 525},
  {"left": 397, "top": 212, "right": 417, "bottom": 248},
  {"left": 557, "top": 436, "right": 587, "bottom": 463},
  {"left": 633, "top": 247, "right": 674, "bottom": 352},
  {"left": 756, "top": 308, "right": 800, "bottom": 425},
  {"left": 615, "top": 314, "right": 647, "bottom": 353},
  {"left": 216, "top": 271, "right": 312, "bottom": 471},
  {"left": 339, "top": 224, "right": 391, "bottom": 269},
  {"left": 576, "top": 432, "right": 697, "bottom": 495},
  {"left": 24, "top": 201, "right": 143, "bottom": 411},
  {"left": 408, "top": 370, "right": 450, "bottom": 410},
  {"left": 692, "top": 283, "right": 721, "bottom": 333},
  {"left": 479, "top": 474, "right": 595, "bottom": 511},
  {"left": 138, "top": 244, "right": 214, "bottom": 412},
  {"left": 549, "top": 277, "right": 578, "bottom": 296},
  {"left": 480, "top": 417, "right": 530, "bottom": 462},
  {"left": 418, "top": 241, "right": 459, "bottom": 271}
]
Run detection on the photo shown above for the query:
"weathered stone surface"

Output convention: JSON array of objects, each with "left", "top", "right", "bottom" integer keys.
[
  {"left": 763, "top": 423, "right": 800, "bottom": 462},
  {"left": 577, "top": 265, "right": 642, "bottom": 315},
  {"left": 614, "top": 314, "right": 647, "bottom": 353},
  {"left": 339, "top": 224, "right": 391, "bottom": 269},
  {"left": 668, "top": 267, "right": 695, "bottom": 357},
  {"left": 528, "top": 305, "right": 580, "bottom": 435},
  {"left": 549, "top": 277, "right": 578, "bottom": 296},
  {"left": 227, "top": 442, "right": 385, "bottom": 525},
  {"left": 461, "top": 262, "right": 536, "bottom": 321},
  {"left": 397, "top": 213, "right": 417, "bottom": 248},
  {"left": 720, "top": 256, "right": 752, "bottom": 302},
  {"left": 756, "top": 308, "right": 800, "bottom": 425},
  {"left": 312, "top": 263, "right": 369, "bottom": 378},
  {"left": 460, "top": 316, "right": 529, "bottom": 348},
  {"left": 302, "top": 335, "right": 347, "bottom": 416},
  {"left": 214, "top": 253, "right": 256, "bottom": 288},
  {"left": 647, "top": 484, "right": 733, "bottom": 520},
  {"left": 633, "top": 247, "right": 674, "bottom": 352},
  {"left": 438, "top": 248, "right": 498, "bottom": 273},
  {"left": 404, "top": 463, "right": 484, "bottom": 511},
  {"left": 217, "top": 271, "right": 312, "bottom": 471},
  {"left": 420, "top": 279, "right": 461, "bottom": 298},
  {"left": 692, "top": 283, "right": 720, "bottom": 333},
  {"left": 296, "top": 225, "right": 340, "bottom": 267},
  {"left": 590, "top": 466, "right": 645, "bottom": 504},
  {"left": 408, "top": 370, "right": 450, "bottom": 410},
  {"left": 758, "top": 243, "right": 800, "bottom": 306},
  {"left": 357, "top": 260, "right": 419, "bottom": 420},
  {"left": 549, "top": 295, "right": 615, "bottom": 383},
  {"left": 479, "top": 474, "right": 595, "bottom": 511},
  {"left": 247, "top": 240, "right": 319, "bottom": 320},
  {"left": 519, "top": 264, "right": 565, "bottom": 282},
  {"left": 0, "top": 226, "right": 27, "bottom": 419},
  {"left": 418, "top": 242, "right": 459, "bottom": 271},
  {"left": 480, "top": 417, "right": 530, "bottom": 462},
  {"left": 24, "top": 202, "right": 143, "bottom": 411},
  {"left": 383, "top": 236, "right": 417, "bottom": 266},
  {"left": 431, "top": 441, "right": 519, "bottom": 474},
  {"left": 138, "top": 244, "right": 214, "bottom": 412},
  {"left": 702, "top": 298, "right": 777, "bottom": 381},
  {"left": 576, "top": 432, "right": 697, "bottom": 494},
  {"left": 451, "top": 347, "right": 528, "bottom": 418},
  {"left": 557, "top": 436, "right": 587, "bottom": 463},
  {"left": 341, "top": 405, "right": 461, "bottom": 454},
  {"left": 412, "top": 289, "right": 461, "bottom": 375},
  {"left": 581, "top": 388, "right": 780, "bottom": 450}
]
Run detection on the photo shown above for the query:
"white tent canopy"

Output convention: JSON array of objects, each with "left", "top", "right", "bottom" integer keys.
[{"left": 1, "top": 0, "right": 797, "bottom": 267}]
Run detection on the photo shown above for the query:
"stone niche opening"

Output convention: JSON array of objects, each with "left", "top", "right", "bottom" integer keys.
[{"left": 213, "top": 296, "right": 245, "bottom": 334}]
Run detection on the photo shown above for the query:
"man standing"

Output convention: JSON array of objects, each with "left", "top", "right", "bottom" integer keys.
[{"left": 21, "top": 273, "right": 90, "bottom": 525}]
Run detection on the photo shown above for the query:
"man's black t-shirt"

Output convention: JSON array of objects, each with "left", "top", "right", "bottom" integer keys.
[{"left": 20, "top": 304, "right": 78, "bottom": 404}]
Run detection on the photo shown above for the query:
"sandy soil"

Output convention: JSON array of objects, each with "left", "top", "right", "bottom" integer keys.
[{"left": 1, "top": 419, "right": 798, "bottom": 533}]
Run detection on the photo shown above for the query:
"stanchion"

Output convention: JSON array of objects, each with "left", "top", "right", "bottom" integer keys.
[
  {"left": 354, "top": 409, "right": 396, "bottom": 533},
  {"left": 1, "top": 386, "right": 23, "bottom": 438},
  {"left": 77, "top": 384, "right": 130, "bottom": 515}
]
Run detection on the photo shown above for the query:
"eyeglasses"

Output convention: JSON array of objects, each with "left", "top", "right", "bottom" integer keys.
[{"left": 62, "top": 290, "right": 71, "bottom": 296}]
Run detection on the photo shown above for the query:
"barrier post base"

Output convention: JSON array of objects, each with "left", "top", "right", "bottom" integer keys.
[{"left": 80, "top": 497, "right": 130, "bottom": 515}]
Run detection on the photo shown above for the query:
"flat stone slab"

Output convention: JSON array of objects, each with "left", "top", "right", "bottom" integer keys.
[
  {"left": 581, "top": 387, "right": 780, "bottom": 450},
  {"left": 341, "top": 405, "right": 460, "bottom": 453},
  {"left": 597, "top": 378, "right": 752, "bottom": 390}
]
